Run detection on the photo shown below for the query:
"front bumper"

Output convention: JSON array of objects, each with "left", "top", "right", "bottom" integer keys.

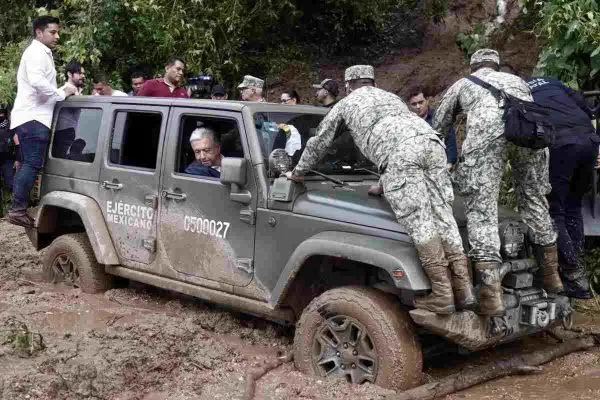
[{"left": 409, "top": 292, "right": 572, "bottom": 351}]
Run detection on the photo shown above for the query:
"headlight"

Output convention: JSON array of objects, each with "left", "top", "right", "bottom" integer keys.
[{"left": 500, "top": 221, "right": 524, "bottom": 259}]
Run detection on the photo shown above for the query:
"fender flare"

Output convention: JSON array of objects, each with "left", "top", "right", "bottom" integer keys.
[
  {"left": 33, "top": 191, "right": 119, "bottom": 265},
  {"left": 269, "top": 231, "right": 429, "bottom": 307}
]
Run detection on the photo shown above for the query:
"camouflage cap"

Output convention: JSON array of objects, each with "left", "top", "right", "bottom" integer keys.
[
  {"left": 237, "top": 75, "right": 264, "bottom": 89},
  {"left": 344, "top": 65, "right": 375, "bottom": 82},
  {"left": 470, "top": 49, "right": 500, "bottom": 66}
]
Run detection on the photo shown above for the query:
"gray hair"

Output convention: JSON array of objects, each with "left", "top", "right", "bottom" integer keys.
[{"left": 189, "top": 126, "right": 219, "bottom": 145}]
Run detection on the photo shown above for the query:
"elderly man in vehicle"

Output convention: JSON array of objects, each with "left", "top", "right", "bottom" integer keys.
[
  {"left": 185, "top": 126, "right": 222, "bottom": 178},
  {"left": 286, "top": 65, "right": 475, "bottom": 314}
]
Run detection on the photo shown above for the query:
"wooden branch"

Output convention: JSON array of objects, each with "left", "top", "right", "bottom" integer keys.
[
  {"left": 390, "top": 335, "right": 596, "bottom": 400},
  {"left": 243, "top": 352, "right": 293, "bottom": 400}
]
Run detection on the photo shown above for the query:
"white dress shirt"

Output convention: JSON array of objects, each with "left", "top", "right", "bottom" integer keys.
[
  {"left": 111, "top": 89, "right": 128, "bottom": 97},
  {"left": 10, "top": 39, "right": 66, "bottom": 130}
]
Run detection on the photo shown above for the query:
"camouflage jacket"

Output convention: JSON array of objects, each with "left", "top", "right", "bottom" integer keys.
[
  {"left": 432, "top": 67, "right": 532, "bottom": 154},
  {"left": 293, "top": 86, "right": 436, "bottom": 175}
]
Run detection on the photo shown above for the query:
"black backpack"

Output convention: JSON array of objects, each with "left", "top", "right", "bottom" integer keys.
[{"left": 466, "top": 75, "right": 554, "bottom": 149}]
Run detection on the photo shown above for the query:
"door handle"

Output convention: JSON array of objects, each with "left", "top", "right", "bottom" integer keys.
[
  {"left": 102, "top": 180, "right": 123, "bottom": 190},
  {"left": 162, "top": 190, "right": 187, "bottom": 201}
]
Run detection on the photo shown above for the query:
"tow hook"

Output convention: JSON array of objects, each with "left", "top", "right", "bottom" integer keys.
[{"left": 521, "top": 301, "right": 556, "bottom": 328}]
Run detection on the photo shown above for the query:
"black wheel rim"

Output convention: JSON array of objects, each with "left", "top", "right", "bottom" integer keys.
[
  {"left": 312, "top": 315, "right": 378, "bottom": 384},
  {"left": 50, "top": 253, "right": 80, "bottom": 287}
]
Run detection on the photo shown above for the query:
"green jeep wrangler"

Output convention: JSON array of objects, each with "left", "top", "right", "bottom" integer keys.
[{"left": 26, "top": 95, "right": 573, "bottom": 390}]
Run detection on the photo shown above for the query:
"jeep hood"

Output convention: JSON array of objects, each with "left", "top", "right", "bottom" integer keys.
[
  {"left": 293, "top": 188, "right": 404, "bottom": 233},
  {"left": 293, "top": 186, "right": 521, "bottom": 232}
]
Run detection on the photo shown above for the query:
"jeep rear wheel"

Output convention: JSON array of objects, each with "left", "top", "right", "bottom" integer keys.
[
  {"left": 293, "top": 286, "right": 422, "bottom": 391},
  {"left": 43, "top": 233, "right": 113, "bottom": 293}
]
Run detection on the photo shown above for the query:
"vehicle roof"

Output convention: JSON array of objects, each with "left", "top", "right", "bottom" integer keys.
[{"left": 62, "top": 96, "right": 329, "bottom": 115}]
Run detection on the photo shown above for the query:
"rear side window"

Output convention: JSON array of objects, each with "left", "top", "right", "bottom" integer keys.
[
  {"left": 110, "top": 111, "right": 162, "bottom": 170},
  {"left": 52, "top": 108, "right": 102, "bottom": 163}
]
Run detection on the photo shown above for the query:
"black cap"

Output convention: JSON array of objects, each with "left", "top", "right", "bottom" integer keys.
[
  {"left": 312, "top": 79, "right": 339, "bottom": 98},
  {"left": 211, "top": 84, "right": 226, "bottom": 96}
]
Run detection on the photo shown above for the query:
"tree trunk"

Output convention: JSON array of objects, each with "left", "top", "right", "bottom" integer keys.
[{"left": 390, "top": 335, "right": 596, "bottom": 400}]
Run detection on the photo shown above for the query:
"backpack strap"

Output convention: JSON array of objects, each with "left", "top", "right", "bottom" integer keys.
[{"left": 465, "top": 75, "right": 503, "bottom": 98}]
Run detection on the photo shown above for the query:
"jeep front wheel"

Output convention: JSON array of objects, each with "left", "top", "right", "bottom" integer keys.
[
  {"left": 43, "top": 233, "right": 113, "bottom": 293},
  {"left": 293, "top": 286, "right": 423, "bottom": 391}
]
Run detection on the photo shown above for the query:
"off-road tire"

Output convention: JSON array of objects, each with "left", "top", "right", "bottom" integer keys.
[
  {"left": 293, "top": 286, "right": 422, "bottom": 391},
  {"left": 43, "top": 233, "right": 113, "bottom": 293}
]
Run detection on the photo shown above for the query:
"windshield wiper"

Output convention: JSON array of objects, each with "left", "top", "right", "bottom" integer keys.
[
  {"left": 308, "top": 169, "right": 346, "bottom": 185},
  {"left": 352, "top": 167, "right": 381, "bottom": 178}
]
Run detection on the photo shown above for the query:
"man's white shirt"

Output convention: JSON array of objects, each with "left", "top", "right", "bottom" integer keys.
[{"left": 11, "top": 39, "right": 66, "bottom": 129}]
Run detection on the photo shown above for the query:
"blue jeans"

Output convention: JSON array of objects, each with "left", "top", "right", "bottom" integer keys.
[{"left": 11, "top": 120, "right": 49, "bottom": 211}]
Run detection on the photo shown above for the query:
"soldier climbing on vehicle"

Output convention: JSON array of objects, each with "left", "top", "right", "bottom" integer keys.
[
  {"left": 433, "top": 49, "right": 563, "bottom": 316},
  {"left": 286, "top": 65, "right": 475, "bottom": 314}
]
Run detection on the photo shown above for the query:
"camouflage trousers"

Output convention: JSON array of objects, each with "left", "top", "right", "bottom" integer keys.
[
  {"left": 382, "top": 135, "right": 464, "bottom": 253},
  {"left": 455, "top": 135, "right": 556, "bottom": 262}
]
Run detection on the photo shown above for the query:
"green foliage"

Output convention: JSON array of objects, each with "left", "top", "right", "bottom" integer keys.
[
  {"left": 425, "top": 0, "right": 449, "bottom": 23},
  {"left": 456, "top": 23, "right": 494, "bottom": 60},
  {"left": 1, "top": 321, "right": 45, "bottom": 357},
  {"left": 0, "top": 0, "right": 430, "bottom": 103},
  {"left": 523, "top": 0, "right": 600, "bottom": 89}
]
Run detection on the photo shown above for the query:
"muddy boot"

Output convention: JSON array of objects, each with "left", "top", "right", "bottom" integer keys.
[
  {"left": 561, "top": 261, "right": 592, "bottom": 299},
  {"left": 444, "top": 247, "right": 476, "bottom": 310},
  {"left": 414, "top": 238, "right": 456, "bottom": 315},
  {"left": 474, "top": 261, "right": 505, "bottom": 317},
  {"left": 8, "top": 209, "right": 34, "bottom": 228},
  {"left": 533, "top": 244, "right": 564, "bottom": 294}
]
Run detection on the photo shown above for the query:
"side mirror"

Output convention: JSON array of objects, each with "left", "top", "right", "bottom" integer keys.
[
  {"left": 220, "top": 157, "right": 247, "bottom": 186},
  {"left": 220, "top": 157, "right": 251, "bottom": 205}
]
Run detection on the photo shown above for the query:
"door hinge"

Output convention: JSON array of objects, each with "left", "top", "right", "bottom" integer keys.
[
  {"left": 142, "top": 239, "right": 156, "bottom": 253},
  {"left": 240, "top": 208, "right": 255, "bottom": 225},
  {"left": 145, "top": 194, "right": 158, "bottom": 209},
  {"left": 236, "top": 258, "right": 254, "bottom": 274}
]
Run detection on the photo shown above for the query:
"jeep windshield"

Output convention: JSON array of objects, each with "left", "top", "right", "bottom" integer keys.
[{"left": 252, "top": 109, "right": 377, "bottom": 176}]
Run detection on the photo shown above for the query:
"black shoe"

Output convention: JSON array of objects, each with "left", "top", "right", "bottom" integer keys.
[
  {"left": 8, "top": 210, "right": 34, "bottom": 228},
  {"left": 563, "top": 279, "right": 593, "bottom": 299}
]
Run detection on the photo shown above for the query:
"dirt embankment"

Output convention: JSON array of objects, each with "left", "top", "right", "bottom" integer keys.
[
  {"left": 269, "top": 0, "right": 540, "bottom": 105},
  {"left": 1, "top": 221, "right": 600, "bottom": 400}
]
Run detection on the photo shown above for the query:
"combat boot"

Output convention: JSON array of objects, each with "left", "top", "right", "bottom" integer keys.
[
  {"left": 474, "top": 261, "right": 505, "bottom": 317},
  {"left": 414, "top": 237, "right": 456, "bottom": 315},
  {"left": 533, "top": 244, "right": 564, "bottom": 294},
  {"left": 561, "top": 261, "right": 592, "bottom": 299},
  {"left": 444, "top": 246, "right": 476, "bottom": 310}
]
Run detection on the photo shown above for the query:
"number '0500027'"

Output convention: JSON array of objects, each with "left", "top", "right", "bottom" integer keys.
[{"left": 183, "top": 216, "right": 231, "bottom": 239}]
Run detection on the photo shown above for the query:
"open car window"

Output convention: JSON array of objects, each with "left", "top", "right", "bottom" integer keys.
[{"left": 253, "top": 111, "right": 375, "bottom": 175}]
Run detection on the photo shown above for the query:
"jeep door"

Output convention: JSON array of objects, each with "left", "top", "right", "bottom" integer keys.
[
  {"left": 98, "top": 104, "right": 169, "bottom": 265},
  {"left": 158, "top": 107, "right": 256, "bottom": 286}
]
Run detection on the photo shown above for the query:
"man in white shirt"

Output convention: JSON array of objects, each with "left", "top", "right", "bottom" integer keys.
[
  {"left": 92, "top": 73, "right": 128, "bottom": 97},
  {"left": 9, "top": 16, "right": 77, "bottom": 227}
]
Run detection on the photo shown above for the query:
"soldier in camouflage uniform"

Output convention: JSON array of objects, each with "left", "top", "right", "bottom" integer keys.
[
  {"left": 433, "top": 49, "right": 563, "bottom": 316},
  {"left": 238, "top": 75, "right": 266, "bottom": 102},
  {"left": 286, "top": 65, "right": 475, "bottom": 314}
]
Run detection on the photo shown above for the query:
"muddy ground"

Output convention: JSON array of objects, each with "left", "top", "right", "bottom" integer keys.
[{"left": 1, "top": 220, "right": 599, "bottom": 400}]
